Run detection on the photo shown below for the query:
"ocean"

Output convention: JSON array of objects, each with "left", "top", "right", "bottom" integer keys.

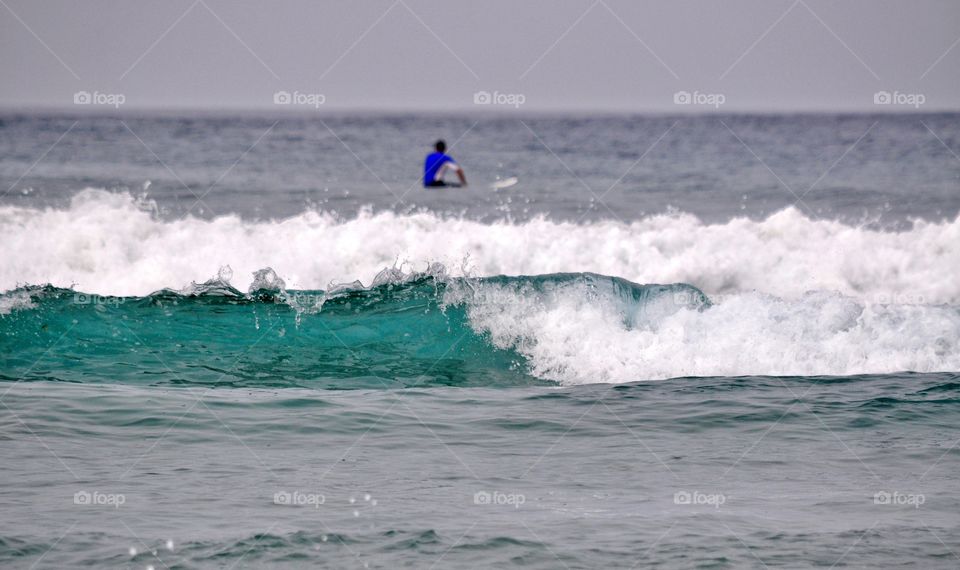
[{"left": 1, "top": 111, "right": 959, "bottom": 568}]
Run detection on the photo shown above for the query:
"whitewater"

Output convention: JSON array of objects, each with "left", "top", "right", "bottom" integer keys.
[
  {"left": 4, "top": 189, "right": 959, "bottom": 385},
  {"left": 3, "top": 189, "right": 958, "bottom": 303}
]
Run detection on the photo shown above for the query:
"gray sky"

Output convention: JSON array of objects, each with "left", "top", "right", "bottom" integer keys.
[{"left": 1, "top": 0, "right": 958, "bottom": 112}]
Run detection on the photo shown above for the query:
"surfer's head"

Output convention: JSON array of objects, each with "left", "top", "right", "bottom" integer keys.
[{"left": 435, "top": 140, "right": 446, "bottom": 153}]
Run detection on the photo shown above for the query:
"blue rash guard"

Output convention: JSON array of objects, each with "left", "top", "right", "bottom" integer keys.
[{"left": 424, "top": 152, "right": 457, "bottom": 186}]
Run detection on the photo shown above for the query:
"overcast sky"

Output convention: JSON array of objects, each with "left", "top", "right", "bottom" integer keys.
[{"left": 1, "top": 0, "right": 958, "bottom": 112}]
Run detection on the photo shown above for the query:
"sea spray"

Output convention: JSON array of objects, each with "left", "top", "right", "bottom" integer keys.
[{"left": 2, "top": 189, "right": 958, "bottom": 303}]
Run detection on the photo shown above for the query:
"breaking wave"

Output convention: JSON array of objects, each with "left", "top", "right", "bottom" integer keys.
[{"left": 1, "top": 189, "right": 958, "bottom": 304}]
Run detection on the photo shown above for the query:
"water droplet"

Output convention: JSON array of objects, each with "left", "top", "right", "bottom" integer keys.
[{"left": 129, "top": 547, "right": 137, "bottom": 557}]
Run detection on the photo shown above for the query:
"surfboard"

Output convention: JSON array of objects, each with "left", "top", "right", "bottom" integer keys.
[{"left": 491, "top": 176, "right": 518, "bottom": 191}]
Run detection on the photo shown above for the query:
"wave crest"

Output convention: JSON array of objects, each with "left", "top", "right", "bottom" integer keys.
[
  {"left": 1, "top": 189, "right": 958, "bottom": 304},
  {"left": 2, "top": 270, "right": 958, "bottom": 385}
]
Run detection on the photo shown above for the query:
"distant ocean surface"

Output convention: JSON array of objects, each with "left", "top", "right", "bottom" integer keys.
[{"left": 1, "top": 112, "right": 959, "bottom": 568}]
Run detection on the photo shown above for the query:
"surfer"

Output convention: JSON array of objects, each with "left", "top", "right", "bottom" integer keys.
[{"left": 423, "top": 140, "right": 467, "bottom": 187}]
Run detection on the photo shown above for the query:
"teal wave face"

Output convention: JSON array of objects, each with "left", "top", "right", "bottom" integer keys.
[{"left": 0, "top": 274, "right": 708, "bottom": 389}]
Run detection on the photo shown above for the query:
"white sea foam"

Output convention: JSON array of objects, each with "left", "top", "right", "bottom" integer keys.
[
  {"left": 0, "top": 289, "right": 35, "bottom": 315},
  {"left": 458, "top": 279, "right": 960, "bottom": 384},
  {"left": 1, "top": 189, "right": 958, "bottom": 306}
]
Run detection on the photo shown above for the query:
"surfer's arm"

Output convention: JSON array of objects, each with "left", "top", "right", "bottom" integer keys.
[
  {"left": 447, "top": 161, "right": 466, "bottom": 186},
  {"left": 438, "top": 160, "right": 466, "bottom": 186}
]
